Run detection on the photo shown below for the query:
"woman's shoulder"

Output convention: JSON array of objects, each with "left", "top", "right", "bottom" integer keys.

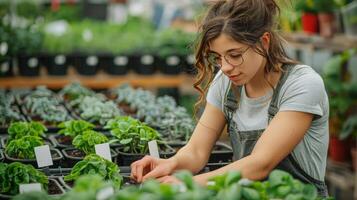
[{"left": 286, "top": 64, "right": 325, "bottom": 85}]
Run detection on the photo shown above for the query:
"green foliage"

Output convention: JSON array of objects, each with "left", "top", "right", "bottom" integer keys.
[
  {"left": 0, "top": 162, "right": 48, "bottom": 195},
  {"left": 5, "top": 135, "right": 44, "bottom": 159},
  {"left": 7, "top": 121, "right": 47, "bottom": 142},
  {"left": 13, "top": 191, "right": 53, "bottom": 200},
  {"left": 0, "top": 93, "right": 21, "bottom": 126},
  {"left": 59, "top": 82, "right": 95, "bottom": 101},
  {"left": 314, "top": 0, "right": 339, "bottom": 13},
  {"left": 58, "top": 120, "right": 95, "bottom": 138},
  {"left": 295, "top": 0, "right": 318, "bottom": 13},
  {"left": 72, "top": 130, "right": 109, "bottom": 154},
  {"left": 105, "top": 116, "right": 162, "bottom": 154},
  {"left": 64, "top": 154, "right": 123, "bottom": 189},
  {"left": 44, "top": 4, "right": 82, "bottom": 22},
  {"left": 12, "top": 26, "right": 43, "bottom": 55},
  {"left": 340, "top": 114, "right": 357, "bottom": 139}
]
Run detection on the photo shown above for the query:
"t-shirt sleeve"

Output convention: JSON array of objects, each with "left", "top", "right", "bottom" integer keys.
[
  {"left": 279, "top": 71, "right": 326, "bottom": 117},
  {"left": 206, "top": 71, "right": 227, "bottom": 111}
]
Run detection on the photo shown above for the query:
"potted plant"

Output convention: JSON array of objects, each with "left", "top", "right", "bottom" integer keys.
[
  {"left": 51, "top": 119, "right": 95, "bottom": 149},
  {"left": 315, "top": 0, "right": 339, "bottom": 38},
  {"left": 4, "top": 135, "right": 63, "bottom": 167},
  {"left": 61, "top": 130, "right": 117, "bottom": 167},
  {"left": 59, "top": 82, "right": 95, "bottom": 102},
  {"left": 323, "top": 50, "right": 355, "bottom": 162},
  {"left": 0, "top": 162, "right": 65, "bottom": 198},
  {"left": 0, "top": 22, "right": 14, "bottom": 77},
  {"left": 0, "top": 93, "right": 23, "bottom": 131},
  {"left": 60, "top": 154, "right": 123, "bottom": 190},
  {"left": 14, "top": 26, "right": 43, "bottom": 76},
  {"left": 105, "top": 116, "right": 175, "bottom": 166},
  {"left": 295, "top": 0, "right": 319, "bottom": 34}
]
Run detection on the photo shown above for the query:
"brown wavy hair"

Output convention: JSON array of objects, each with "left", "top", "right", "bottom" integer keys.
[{"left": 193, "top": 0, "right": 297, "bottom": 117}]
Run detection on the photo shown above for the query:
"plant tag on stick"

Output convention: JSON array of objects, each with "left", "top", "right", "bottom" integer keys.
[
  {"left": 35, "top": 145, "right": 53, "bottom": 168},
  {"left": 95, "top": 143, "right": 112, "bottom": 161},
  {"left": 148, "top": 140, "right": 160, "bottom": 158}
]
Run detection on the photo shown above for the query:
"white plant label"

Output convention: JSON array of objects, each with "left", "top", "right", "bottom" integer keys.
[
  {"left": 87, "top": 56, "right": 98, "bottom": 66},
  {"left": 34, "top": 145, "right": 53, "bottom": 168},
  {"left": 166, "top": 56, "right": 180, "bottom": 66},
  {"left": 186, "top": 54, "right": 195, "bottom": 64},
  {"left": 96, "top": 186, "right": 114, "bottom": 200},
  {"left": 55, "top": 55, "right": 66, "bottom": 65},
  {"left": 19, "top": 183, "right": 42, "bottom": 193},
  {"left": 0, "top": 42, "right": 8, "bottom": 56},
  {"left": 148, "top": 140, "right": 160, "bottom": 158},
  {"left": 28, "top": 58, "right": 38, "bottom": 68},
  {"left": 95, "top": 143, "right": 112, "bottom": 162},
  {"left": 114, "top": 56, "right": 128, "bottom": 66},
  {"left": 141, "top": 55, "right": 154, "bottom": 65}
]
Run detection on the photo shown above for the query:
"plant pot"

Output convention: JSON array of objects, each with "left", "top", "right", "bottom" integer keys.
[
  {"left": 73, "top": 54, "right": 100, "bottom": 76},
  {"left": 131, "top": 54, "right": 156, "bottom": 75},
  {"left": 328, "top": 136, "right": 350, "bottom": 162},
  {"left": 183, "top": 54, "right": 197, "bottom": 75},
  {"left": 0, "top": 58, "right": 14, "bottom": 77},
  {"left": 115, "top": 145, "right": 175, "bottom": 166},
  {"left": 0, "top": 178, "right": 66, "bottom": 199},
  {"left": 17, "top": 55, "right": 41, "bottom": 76},
  {"left": 302, "top": 12, "right": 319, "bottom": 35},
  {"left": 102, "top": 54, "right": 129, "bottom": 75},
  {"left": 318, "top": 13, "right": 335, "bottom": 38},
  {"left": 61, "top": 147, "right": 118, "bottom": 168},
  {"left": 49, "top": 134, "right": 73, "bottom": 149},
  {"left": 45, "top": 54, "right": 69, "bottom": 76},
  {"left": 158, "top": 55, "right": 182, "bottom": 75},
  {"left": 168, "top": 141, "right": 233, "bottom": 163},
  {"left": 4, "top": 148, "right": 64, "bottom": 168},
  {"left": 351, "top": 147, "right": 357, "bottom": 171}
]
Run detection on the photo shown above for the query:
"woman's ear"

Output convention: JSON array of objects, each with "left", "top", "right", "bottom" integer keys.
[{"left": 260, "top": 32, "right": 270, "bottom": 51}]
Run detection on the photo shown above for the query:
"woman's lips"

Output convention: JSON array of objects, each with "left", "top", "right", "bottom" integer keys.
[{"left": 228, "top": 74, "right": 241, "bottom": 79}]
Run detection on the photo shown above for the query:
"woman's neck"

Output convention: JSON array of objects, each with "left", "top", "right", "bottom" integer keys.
[{"left": 245, "top": 63, "right": 282, "bottom": 98}]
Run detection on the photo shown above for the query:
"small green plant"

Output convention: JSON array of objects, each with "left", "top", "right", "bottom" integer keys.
[
  {"left": 295, "top": 0, "right": 318, "bottom": 13},
  {"left": 0, "top": 162, "right": 48, "bottom": 195},
  {"left": 7, "top": 121, "right": 47, "bottom": 142},
  {"left": 64, "top": 154, "right": 123, "bottom": 189},
  {"left": 105, "top": 116, "right": 162, "bottom": 154},
  {"left": 58, "top": 120, "right": 95, "bottom": 138},
  {"left": 0, "top": 93, "right": 21, "bottom": 126},
  {"left": 5, "top": 135, "right": 44, "bottom": 159},
  {"left": 72, "top": 130, "right": 109, "bottom": 154}
]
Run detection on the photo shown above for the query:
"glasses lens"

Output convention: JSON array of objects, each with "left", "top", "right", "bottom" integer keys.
[{"left": 226, "top": 54, "right": 244, "bottom": 66}]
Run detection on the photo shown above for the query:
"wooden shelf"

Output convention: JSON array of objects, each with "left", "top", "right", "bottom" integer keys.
[
  {"left": 282, "top": 32, "right": 357, "bottom": 52},
  {"left": 0, "top": 68, "right": 196, "bottom": 90}
]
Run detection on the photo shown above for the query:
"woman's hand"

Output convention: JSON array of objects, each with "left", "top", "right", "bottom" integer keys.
[{"left": 130, "top": 155, "right": 178, "bottom": 183}]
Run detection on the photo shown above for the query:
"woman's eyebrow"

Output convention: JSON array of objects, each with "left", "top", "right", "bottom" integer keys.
[{"left": 226, "top": 47, "right": 245, "bottom": 53}]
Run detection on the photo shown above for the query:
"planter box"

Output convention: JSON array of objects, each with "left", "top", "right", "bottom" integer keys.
[
  {"left": 157, "top": 55, "right": 183, "bottom": 75},
  {"left": 115, "top": 145, "right": 175, "bottom": 166},
  {"left": 61, "top": 147, "right": 118, "bottom": 168},
  {"left": 0, "top": 58, "right": 14, "bottom": 77},
  {"left": 0, "top": 178, "right": 66, "bottom": 199},
  {"left": 102, "top": 54, "right": 129, "bottom": 75},
  {"left": 4, "top": 148, "right": 64, "bottom": 168},
  {"left": 17, "top": 55, "right": 41, "bottom": 76}
]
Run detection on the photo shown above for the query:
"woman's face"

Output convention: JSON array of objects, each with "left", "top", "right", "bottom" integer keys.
[{"left": 208, "top": 33, "right": 266, "bottom": 86}]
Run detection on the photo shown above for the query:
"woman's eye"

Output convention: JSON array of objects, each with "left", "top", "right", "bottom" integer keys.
[{"left": 229, "top": 54, "right": 242, "bottom": 59}]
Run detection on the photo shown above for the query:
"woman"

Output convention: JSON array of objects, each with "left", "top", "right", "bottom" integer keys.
[{"left": 131, "top": 0, "right": 329, "bottom": 197}]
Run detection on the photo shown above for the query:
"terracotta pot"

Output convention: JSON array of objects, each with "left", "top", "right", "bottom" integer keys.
[
  {"left": 302, "top": 13, "right": 319, "bottom": 34},
  {"left": 328, "top": 136, "right": 350, "bottom": 162},
  {"left": 318, "top": 13, "right": 335, "bottom": 38}
]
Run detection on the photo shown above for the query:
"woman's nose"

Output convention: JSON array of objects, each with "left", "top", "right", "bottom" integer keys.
[{"left": 220, "top": 58, "right": 234, "bottom": 73}]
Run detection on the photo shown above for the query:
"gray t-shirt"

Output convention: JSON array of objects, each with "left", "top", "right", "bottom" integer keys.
[{"left": 207, "top": 64, "right": 329, "bottom": 181}]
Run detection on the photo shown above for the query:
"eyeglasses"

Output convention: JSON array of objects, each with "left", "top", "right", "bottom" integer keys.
[{"left": 205, "top": 47, "right": 250, "bottom": 69}]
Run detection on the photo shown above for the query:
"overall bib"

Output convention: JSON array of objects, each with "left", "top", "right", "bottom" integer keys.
[{"left": 223, "top": 64, "right": 328, "bottom": 197}]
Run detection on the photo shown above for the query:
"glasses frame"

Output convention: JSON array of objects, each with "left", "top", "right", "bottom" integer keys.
[{"left": 205, "top": 46, "right": 250, "bottom": 69}]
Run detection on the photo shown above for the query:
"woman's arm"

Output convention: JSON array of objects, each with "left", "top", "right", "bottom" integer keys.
[
  {"left": 193, "top": 110, "right": 313, "bottom": 184},
  {"left": 172, "top": 102, "right": 227, "bottom": 173}
]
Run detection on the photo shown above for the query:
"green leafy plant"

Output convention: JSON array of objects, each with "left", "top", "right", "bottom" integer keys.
[
  {"left": 295, "top": 0, "right": 318, "bottom": 13},
  {"left": 12, "top": 191, "right": 53, "bottom": 200},
  {"left": 5, "top": 135, "right": 44, "bottom": 159},
  {"left": 0, "top": 93, "right": 21, "bottom": 126},
  {"left": 64, "top": 154, "right": 123, "bottom": 189},
  {"left": 314, "top": 0, "right": 339, "bottom": 13},
  {"left": 105, "top": 116, "right": 162, "bottom": 154},
  {"left": 12, "top": 25, "right": 43, "bottom": 56},
  {"left": 0, "top": 162, "right": 48, "bottom": 195},
  {"left": 72, "top": 130, "right": 109, "bottom": 154},
  {"left": 59, "top": 82, "right": 95, "bottom": 101},
  {"left": 58, "top": 120, "right": 95, "bottom": 138},
  {"left": 339, "top": 114, "right": 357, "bottom": 140},
  {"left": 7, "top": 121, "right": 47, "bottom": 142}
]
